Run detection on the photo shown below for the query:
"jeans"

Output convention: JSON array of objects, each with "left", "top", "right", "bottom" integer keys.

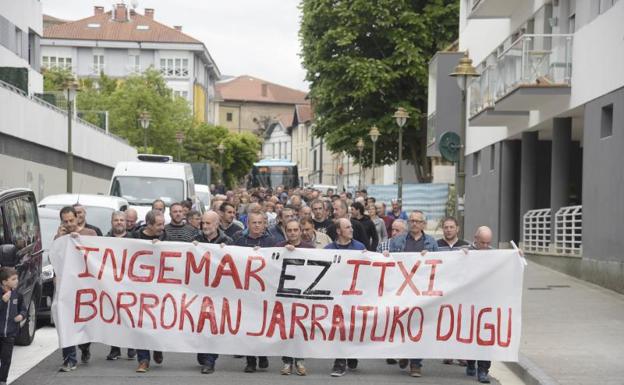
[
  {"left": 466, "top": 360, "right": 491, "bottom": 372},
  {"left": 0, "top": 337, "right": 15, "bottom": 382},
  {"left": 62, "top": 343, "right": 90, "bottom": 364},
  {"left": 409, "top": 358, "right": 423, "bottom": 367},
  {"left": 282, "top": 357, "right": 303, "bottom": 364},
  {"left": 197, "top": 353, "right": 218, "bottom": 365},
  {"left": 136, "top": 349, "right": 162, "bottom": 363}
]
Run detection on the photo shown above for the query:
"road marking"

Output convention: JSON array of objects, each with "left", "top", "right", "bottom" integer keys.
[{"left": 8, "top": 326, "right": 58, "bottom": 384}]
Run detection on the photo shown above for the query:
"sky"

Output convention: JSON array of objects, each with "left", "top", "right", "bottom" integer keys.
[{"left": 41, "top": 0, "right": 309, "bottom": 91}]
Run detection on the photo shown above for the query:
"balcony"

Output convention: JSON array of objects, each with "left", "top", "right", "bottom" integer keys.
[
  {"left": 468, "top": 0, "right": 517, "bottom": 19},
  {"left": 523, "top": 205, "right": 582, "bottom": 257},
  {"left": 469, "top": 34, "right": 573, "bottom": 121}
]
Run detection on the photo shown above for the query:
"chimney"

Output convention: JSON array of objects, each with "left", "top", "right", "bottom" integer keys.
[
  {"left": 144, "top": 8, "right": 154, "bottom": 19},
  {"left": 174, "top": 25, "right": 182, "bottom": 31},
  {"left": 113, "top": 3, "right": 128, "bottom": 22},
  {"left": 261, "top": 83, "right": 268, "bottom": 97},
  {"left": 94, "top": 6, "right": 104, "bottom": 15}
]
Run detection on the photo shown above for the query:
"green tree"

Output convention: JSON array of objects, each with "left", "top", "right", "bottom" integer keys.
[
  {"left": 300, "top": 0, "right": 459, "bottom": 182},
  {"left": 42, "top": 67, "right": 74, "bottom": 92}
]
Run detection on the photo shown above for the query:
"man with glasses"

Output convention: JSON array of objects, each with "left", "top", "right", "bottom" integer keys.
[{"left": 382, "top": 210, "right": 438, "bottom": 377}]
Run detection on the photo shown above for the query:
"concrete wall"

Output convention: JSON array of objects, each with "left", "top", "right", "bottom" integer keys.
[{"left": 582, "top": 86, "right": 624, "bottom": 263}]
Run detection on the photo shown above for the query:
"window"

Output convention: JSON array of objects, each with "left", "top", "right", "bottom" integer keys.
[
  {"left": 93, "top": 54, "right": 104, "bottom": 74},
  {"left": 160, "top": 57, "right": 189, "bottom": 78},
  {"left": 173, "top": 90, "right": 188, "bottom": 100},
  {"left": 4, "top": 196, "right": 38, "bottom": 251},
  {"left": 15, "top": 27, "right": 22, "bottom": 57},
  {"left": 489, "top": 144, "right": 496, "bottom": 171},
  {"left": 601, "top": 104, "right": 613, "bottom": 138},
  {"left": 472, "top": 151, "right": 481, "bottom": 176},
  {"left": 226, "top": 112, "right": 233, "bottom": 122},
  {"left": 128, "top": 54, "right": 140, "bottom": 73},
  {"left": 42, "top": 56, "right": 72, "bottom": 70},
  {"left": 0, "top": 207, "right": 5, "bottom": 243}
]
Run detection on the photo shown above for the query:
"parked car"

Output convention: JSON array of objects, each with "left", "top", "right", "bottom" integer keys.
[
  {"left": 38, "top": 194, "right": 129, "bottom": 236},
  {"left": 195, "top": 184, "right": 212, "bottom": 211},
  {"left": 37, "top": 206, "right": 59, "bottom": 325},
  {"left": 0, "top": 188, "right": 43, "bottom": 345}
]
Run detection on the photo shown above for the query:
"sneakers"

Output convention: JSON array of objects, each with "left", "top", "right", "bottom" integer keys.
[
  {"left": 295, "top": 361, "right": 306, "bottom": 376},
  {"left": 346, "top": 358, "right": 358, "bottom": 370},
  {"left": 466, "top": 366, "right": 477, "bottom": 377},
  {"left": 409, "top": 364, "right": 422, "bottom": 377},
  {"left": 477, "top": 369, "right": 491, "bottom": 383},
  {"left": 201, "top": 363, "right": 215, "bottom": 374},
  {"left": 59, "top": 361, "right": 77, "bottom": 372},
  {"left": 258, "top": 356, "right": 269, "bottom": 369},
  {"left": 136, "top": 361, "right": 149, "bottom": 373},
  {"left": 280, "top": 363, "right": 292, "bottom": 375},
  {"left": 398, "top": 359, "right": 409, "bottom": 369},
  {"left": 442, "top": 359, "right": 453, "bottom": 365},
  {"left": 386, "top": 358, "right": 398, "bottom": 364},
  {"left": 244, "top": 364, "right": 256, "bottom": 373},
  {"left": 79, "top": 348, "right": 91, "bottom": 364},
  {"left": 330, "top": 365, "right": 346, "bottom": 377},
  {"left": 153, "top": 351, "right": 163, "bottom": 364},
  {"left": 127, "top": 349, "right": 137, "bottom": 360},
  {"left": 106, "top": 348, "right": 121, "bottom": 361}
]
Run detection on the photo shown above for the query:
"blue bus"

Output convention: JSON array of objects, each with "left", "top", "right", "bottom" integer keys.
[{"left": 249, "top": 159, "right": 299, "bottom": 189}]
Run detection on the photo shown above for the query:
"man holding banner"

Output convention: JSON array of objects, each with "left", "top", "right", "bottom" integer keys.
[
  {"left": 383, "top": 210, "right": 439, "bottom": 378},
  {"left": 192, "top": 211, "right": 233, "bottom": 374}
]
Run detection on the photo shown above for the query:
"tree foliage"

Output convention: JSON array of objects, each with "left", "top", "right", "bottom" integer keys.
[
  {"left": 42, "top": 68, "right": 260, "bottom": 187},
  {"left": 300, "top": 0, "right": 459, "bottom": 182}
]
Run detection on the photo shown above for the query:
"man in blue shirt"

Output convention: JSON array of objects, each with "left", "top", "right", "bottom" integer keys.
[
  {"left": 325, "top": 218, "right": 365, "bottom": 377},
  {"left": 382, "top": 210, "right": 438, "bottom": 378}
]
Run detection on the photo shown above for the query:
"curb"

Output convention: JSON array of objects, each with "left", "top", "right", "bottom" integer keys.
[{"left": 503, "top": 353, "right": 560, "bottom": 385}]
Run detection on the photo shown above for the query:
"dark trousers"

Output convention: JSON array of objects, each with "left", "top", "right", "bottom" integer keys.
[
  {"left": 333, "top": 358, "right": 357, "bottom": 368},
  {"left": 282, "top": 356, "right": 303, "bottom": 364},
  {"left": 466, "top": 360, "right": 491, "bottom": 372},
  {"left": 0, "top": 337, "right": 15, "bottom": 382},
  {"left": 62, "top": 343, "right": 90, "bottom": 364},
  {"left": 197, "top": 353, "right": 218, "bottom": 365},
  {"left": 136, "top": 349, "right": 162, "bottom": 363},
  {"left": 246, "top": 356, "right": 266, "bottom": 366}
]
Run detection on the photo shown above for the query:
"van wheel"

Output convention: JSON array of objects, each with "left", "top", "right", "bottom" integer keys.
[{"left": 16, "top": 298, "right": 36, "bottom": 346}]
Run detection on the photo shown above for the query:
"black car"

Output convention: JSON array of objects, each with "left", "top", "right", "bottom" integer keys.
[{"left": 0, "top": 188, "right": 43, "bottom": 345}]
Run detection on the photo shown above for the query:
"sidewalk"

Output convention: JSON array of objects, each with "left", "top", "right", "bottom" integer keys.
[{"left": 508, "top": 261, "right": 624, "bottom": 385}]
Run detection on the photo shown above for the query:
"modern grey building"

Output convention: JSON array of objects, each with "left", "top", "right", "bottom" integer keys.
[{"left": 428, "top": 0, "right": 624, "bottom": 293}]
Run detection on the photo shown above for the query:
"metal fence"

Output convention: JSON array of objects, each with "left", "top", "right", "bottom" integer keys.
[
  {"left": 523, "top": 205, "right": 582, "bottom": 256},
  {"left": 523, "top": 208, "right": 551, "bottom": 253},
  {"left": 554, "top": 205, "right": 582, "bottom": 255}
]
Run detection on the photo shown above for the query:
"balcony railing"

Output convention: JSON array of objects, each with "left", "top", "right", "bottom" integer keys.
[
  {"left": 523, "top": 205, "right": 582, "bottom": 257},
  {"left": 470, "top": 34, "right": 573, "bottom": 116}
]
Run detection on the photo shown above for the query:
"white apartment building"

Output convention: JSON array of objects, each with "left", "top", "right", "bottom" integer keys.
[
  {"left": 0, "top": 1, "right": 137, "bottom": 198},
  {"left": 429, "top": 0, "right": 624, "bottom": 292},
  {"left": 41, "top": 4, "right": 220, "bottom": 123}
]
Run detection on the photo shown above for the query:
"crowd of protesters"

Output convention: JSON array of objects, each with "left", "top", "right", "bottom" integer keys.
[{"left": 52, "top": 186, "right": 495, "bottom": 383}]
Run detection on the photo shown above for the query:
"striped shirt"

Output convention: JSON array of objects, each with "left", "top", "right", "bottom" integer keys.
[{"left": 164, "top": 222, "right": 198, "bottom": 242}]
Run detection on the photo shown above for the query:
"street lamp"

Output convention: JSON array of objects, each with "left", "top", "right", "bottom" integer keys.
[
  {"left": 369, "top": 126, "right": 380, "bottom": 185},
  {"left": 393, "top": 107, "right": 409, "bottom": 206},
  {"left": 449, "top": 51, "right": 480, "bottom": 237},
  {"left": 356, "top": 138, "right": 364, "bottom": 190},
  {"left": 65, "top": 79, "right": 79, "bottom": 193},
  {"left": 138, "top": 111, "right": 151, "bottom": 153},
  {"left": 175, "top": 131, "right": 185, "bottom": 161},
  {"left": 217, "top": 142, "right": 226, "bottom": 184}
]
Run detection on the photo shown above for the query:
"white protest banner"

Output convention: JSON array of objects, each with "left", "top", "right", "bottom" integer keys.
[{"left": 50, "top": 235, "right": 524, "bottom": 361}]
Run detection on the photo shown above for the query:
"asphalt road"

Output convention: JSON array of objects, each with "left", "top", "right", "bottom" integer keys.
[{"left": 12, "top": 342, "right": 501, "bottom": 385}]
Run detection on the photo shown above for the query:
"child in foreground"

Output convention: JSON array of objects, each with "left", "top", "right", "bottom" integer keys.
[{"left": 0, "top": 267, "right": 27, "bottom": 385}]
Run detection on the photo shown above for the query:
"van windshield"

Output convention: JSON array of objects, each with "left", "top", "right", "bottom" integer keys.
[{"left": 110, "top": 176, "right": 184, "bottom": 206}]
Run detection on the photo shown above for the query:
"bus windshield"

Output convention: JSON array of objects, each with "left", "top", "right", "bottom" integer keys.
[
  {"left": 250, "top": 164, "right": 298, "bottom": 189},
  {"left": 110, "top": 176, "right": 184, "bottom": 206}
]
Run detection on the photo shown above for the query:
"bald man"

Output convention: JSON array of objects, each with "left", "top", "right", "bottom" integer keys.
[
  {"left": 192, "top": 211, "right": 232, "bottom": 374},
  {"left": 125, "top": 208, "right": 138, "bottom": 232},
  {"left": 465, "top": 225, "right": 493, "bottom": 383}
]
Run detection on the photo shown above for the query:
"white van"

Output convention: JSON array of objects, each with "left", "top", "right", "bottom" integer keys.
[{"left": 109, "top": 154, "right": 200, "bottom": 222}]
